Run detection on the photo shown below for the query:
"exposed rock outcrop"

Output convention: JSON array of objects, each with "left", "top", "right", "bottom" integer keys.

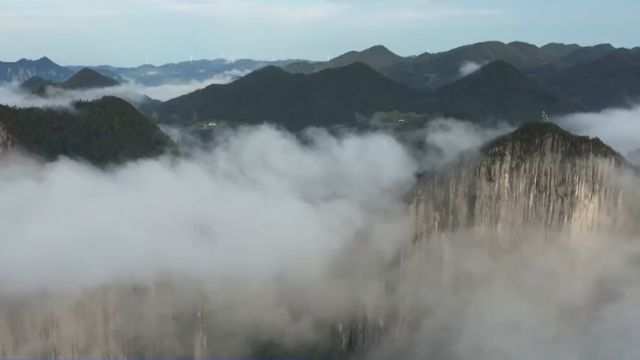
[
  {"left": 339, "top": 122, "right": 640, "bottom": 357},
  {"left": 0, "top": 122, "right": 14, "bottom": 155},
  {"left": 411, "top": 122, "right": 639, "bottom": 245},
  {"left": 0, "top": 281, "right": 201, "bottom": 359}
]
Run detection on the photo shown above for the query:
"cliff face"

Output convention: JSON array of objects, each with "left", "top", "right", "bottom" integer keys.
[
  {"left": 0, "top": 123, "right": 14, "bottom": 155},
  {"left": 0, "top": 281, "right": 201, "bottom": 359},
  {"left": 411, "top": 122, "right": 639, "bottom": 245},
  {"left": 331, "top": 123, "right": 640, "bottom": 357}
]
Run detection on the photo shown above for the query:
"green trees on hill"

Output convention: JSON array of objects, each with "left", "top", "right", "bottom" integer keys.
[{"left": 0, "top": 96, "right": 173, "bottom": 165}]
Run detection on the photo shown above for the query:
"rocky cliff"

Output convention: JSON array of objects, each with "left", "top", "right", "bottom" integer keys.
[
  {"left": 411, "top": 122, "right": 639, "bottom": 245},
  {"left": 0, "top": 281, "right": 203, "bottom": 359},
  {"left": 338, "top": 122, "right": 640, "bottom": 357},
  {"left": 0, "top": 122, "right": 14, "bottom": 155}
]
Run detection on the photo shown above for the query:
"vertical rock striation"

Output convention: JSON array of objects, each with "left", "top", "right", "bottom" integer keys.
[
  {"left": 0, "top": 122, "right": 14, "bottom": 155},
  {"left": 411, "top": 122, "right": 639, "bottom": 245}
]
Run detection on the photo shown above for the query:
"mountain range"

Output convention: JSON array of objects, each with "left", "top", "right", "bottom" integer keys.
[
  {"left": 70, "top": 58, "right": 297, "bottom": 86},
  {"left": 285, "top": 41, "right": 623, "bottom": 91},
  {"left": 2, "top": 40, "right": 640, "bottom": 359},
  {"left": 20, "top": 68, "right": 120, "bottom": 95},
  {"left": 155, "top": 60, "right": 582, "bottom": 129},
  {"left": 158, "top": 63, "right": 422, "bottom": 130},
  {"left": 2, "top": 40, "right": 640, "bottom": 162},
  {"left": 0, "top": 57, "right": 73, "bottom": 83}
]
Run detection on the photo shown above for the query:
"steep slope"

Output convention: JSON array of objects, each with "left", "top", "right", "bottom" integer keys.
[
  {"left": 431, "top": 61, "right": 581, "bottom": 123},
  {"left": 0, "top": 97, "right": 173, "bottom": 165},
  {"left": 542, "top": 49, "right": 640, "bottom": 110},
  {"left": 0, "top": 57, "right": 72, "bottom": 83},
  {"left": 285, "top": 45, "right": 405, "bottom": 74},
  {"left": 158, "top": 63, "right": 423, "bottom": 130},
  {"left": 411, "top": 122, "right": 638, "bottom": 244},
  {"left": 60, "top": 68, "right": 120, "bottom": 89}
]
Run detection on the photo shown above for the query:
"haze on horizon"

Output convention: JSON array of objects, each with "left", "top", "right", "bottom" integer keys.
[{"left": 1, "top": 0, "right": 638, "bottom": 66}]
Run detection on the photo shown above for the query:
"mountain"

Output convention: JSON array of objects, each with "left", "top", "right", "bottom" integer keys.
[
  {"left": 19, "top": 68, "right": 121, "bottom": 96},
  {"left": 528, "top": 43, "right": 617, "bottom": 81},
  {"left": 0, "top": 57, "right": 73, "bottom": 83},
  {"left": 0, "top": 96, "right": 173, "bottom": 165},
  {"left": 430, "top": 61, "right": 582, "bottom": 123},
  {"left": 19, "top": 76, "right": 58, "bottom": 96},
  {"left": 60, "top": 68, "right": 120, "bottom": 89},
  {"left": 541, "top": 49, "right": 640, "bottom": 111},
  {"left": 332, "top": 122, "right": 640, "bottom": 356},
  {"left": 158, "top": 63, "right": 424, "bottom": 130},
  {"left": 97, "top": 58, "right": 296, "bottom": 86},
  {"left": 411, "top": 122, "right": 636, "bottom": 242},
  {"left": 329, "top": 41, "right": 618, "bottom": 91},
  {"left": 540, "top": 43, "right": 582, "bottom": 58},
  {"left": 158, "top": 60, "right": 586, "bottom": 129},
  {"left": 285, "top": 45, "right": 405, "bottom": 74},
  {"left": 66, "top": 65, "right": 125, "bottom": 83},
  {"left": 383, "top": 41, "right": 557, "bottom": 90},
  {"left": 553, "top": 43, "right": 616, "bottom": 68}
]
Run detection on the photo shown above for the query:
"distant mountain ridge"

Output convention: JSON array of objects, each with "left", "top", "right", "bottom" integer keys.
[
  {"left": 284, "top": 41, "right": 620, "bottom": 91},
  {"left": 91, "top": 58, "right": 297, "bottom": 86},
  {"left": 430, "top": 61, "right": 582, "bottom": 123},
  {"left": 156, "top": 60, "right": 580, "bottom": 129},
  {"left": 286, "top": 45, "right": 405, "bottom": 73},
  {"left": 541, "top": 48, "right": 640, "bottom": 111},
  {"left": 0, "top": 57, "right": 72, "bottom": 83},
  {"left": 60, "top": 68, "right": 120, "bottom": 89},
  {"left": 4, "top": 40, "right": 639, "bottom": 133},
  {"left": 158, "top": 63, "right": 423, "bottom": 130},
  {"left": 20, "top": 68, "right": 120, "bottom": 96}
]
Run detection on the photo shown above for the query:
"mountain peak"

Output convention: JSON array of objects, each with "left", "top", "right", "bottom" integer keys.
[
  {"left": 362, "top": 45, "right": 397, "bottom": 56},
  {"left": 61, "top": 68, "right": 119, "bottom": 89},
  {"left": 483, "top": 122, "right": 624, "bottom": 162},
  {"left": 36, "top": 56, "right": 56, "bottom": 65},
  {"left": 433, "top": 61, "right": 581, "bottom": 123},
  {"left": 20, "top": 76, "right": 58, "bottom": 96},
  {"left": 232, "top": 65, "right": 292, "bottom": 85}
]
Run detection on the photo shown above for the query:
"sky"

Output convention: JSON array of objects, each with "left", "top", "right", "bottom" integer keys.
[{"left": 0, "top": 0, "right": 638, "bottom": 66}]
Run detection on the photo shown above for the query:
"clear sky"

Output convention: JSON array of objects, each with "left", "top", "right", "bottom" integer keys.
[{"left": 1, "top": 0, "right": 637, "bottom": 66}]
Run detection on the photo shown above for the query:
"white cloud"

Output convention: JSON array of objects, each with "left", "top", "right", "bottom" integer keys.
[
  {"left": 417, "top": 117, "right": 513, "bottom": 170},
  {"left": 459, "top": 61, "right": 484, "bottom": 77},
  {"left": 554, "top": 104, "right": 640, "bottom": 156},
  {"left": 0, "top": 69, "right": 245, "bottom": 107},
  {"left": 0, "top": 125, "right": 416, "bottom": 292}
]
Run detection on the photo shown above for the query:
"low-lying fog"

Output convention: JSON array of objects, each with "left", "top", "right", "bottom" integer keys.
[{"left": 1, "top": 87, "right": 640, "bottom": 357}]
